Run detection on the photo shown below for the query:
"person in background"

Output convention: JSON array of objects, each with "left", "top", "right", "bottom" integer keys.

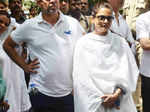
[
  {"left": 0, "top": 67, "right": 9, "bottom": 112},
  {"left": 107, "top": 0, "right": 136, "bottom": 54},
  {"left": 123, "top": 0, "right": 150, "bottom": 111},
  {"left": 69, "top": 0, "right": 92, "bottom": 32},
  {"left": 8, "top": 0, "right": 31, "bottom": 87},
  {"left": 0, "top": 11, "right": 9, "bottom": 110},
  {"left": 80, "top": 0, "right": 90, "bottom": 16},
  {"left": 0, "top": 10, "right": 31, "bottom": 112},
  {"left": 73, "top": 2, "right": 139, "bottom": 112},
  {"left": 8, "top": 0, "right": 26, "bottom": 24},
  {"left": 29, "top": 5, "right": 40, "bottom": 18},
  {"left": 69, "top": 0, "right": 81, "bottom": 20},
  {"left": 79, "top": 0, "right": 92, "bottom": 32},
  {"left": 136, "top": 10, "right": 150, "bottom": 112},
  {"left": 60, "top": 0, "right": 70, "bottom": 15}
]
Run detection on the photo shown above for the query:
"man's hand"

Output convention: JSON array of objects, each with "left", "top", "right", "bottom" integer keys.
[{"left": 23, "top": 58, "right": 40, "bottom": 74}]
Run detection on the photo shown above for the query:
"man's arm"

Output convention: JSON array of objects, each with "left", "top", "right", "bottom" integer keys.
[
  {"left": 136, "top": 16, "right": 150, "bottom": 50},
  {"left": 139, "top": 38, "right": 150, "bottom": 50},
  {"left": 3, "top": 36, "right": 40, "bottom": 74}
]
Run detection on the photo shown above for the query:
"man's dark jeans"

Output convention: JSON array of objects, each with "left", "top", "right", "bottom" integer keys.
[
  {"left": 29, "top": 91, "right": 74, "bottom": 112},
  {"left": 141, "top": 75, "right": 150, "bottom": 112}
]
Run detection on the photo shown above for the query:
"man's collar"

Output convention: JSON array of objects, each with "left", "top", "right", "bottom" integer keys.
[
  {"left": 112, "top": 12, "right": 122, "bottom": 19},
  {"left": 36, "top": 11, "right": 65, "bottom": 26}
]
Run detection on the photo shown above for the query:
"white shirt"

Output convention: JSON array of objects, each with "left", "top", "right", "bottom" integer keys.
[
  {"left": 0, "top": 30, "right": 31, "bottom": 112},
  {"left": 11, "top": 12, "right": 85, "bottom": 97},
  {"left": 73, "top": 32, "right": 138, "bottom": 112},
  {"left": 136, "top": 11, "right": 150, "bottom": 77},
  {"left": 10, "top": 18, "right": 20, "bottom": 28},
  {"left": 110, "top": 13, "right": 136, "bottom": 54}
]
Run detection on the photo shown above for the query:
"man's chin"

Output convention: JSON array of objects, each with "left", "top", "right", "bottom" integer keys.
[
  {"left": 44, "top": 9, "right": 58, "bottom": 15},
  {"left": 95, "top": 27, "right": 108, "bottom": 35},
  {"left": 100, "top": 27, "right": 108, "bottom": 32}
]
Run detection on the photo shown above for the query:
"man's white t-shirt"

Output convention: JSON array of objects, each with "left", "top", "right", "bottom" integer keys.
[
  {"left": 11, "top": 12, "right": 85, "bottom": 97},
  {"left": 136, "top": 11, "right": 150, "bottom": 77}
]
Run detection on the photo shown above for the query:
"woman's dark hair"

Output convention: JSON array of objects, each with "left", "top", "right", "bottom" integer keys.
[
  {"left": 92, "top": 2, "right": 113, "bottom": 17},
  {"left": 0, "top": 0, "right": 7, "bottom": 7},
  {"left": 0, "top": 10, "right": 10, "bottom": 18}
]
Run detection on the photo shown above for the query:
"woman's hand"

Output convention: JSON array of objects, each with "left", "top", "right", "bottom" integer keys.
[
  {"left": 101, "top": 88, "right": 122, "bottom": 109},
  {"left": 0, "top": 101, "right": 10, "bottom": 111}
]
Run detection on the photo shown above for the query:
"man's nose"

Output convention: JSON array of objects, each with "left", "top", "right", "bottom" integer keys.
[{"left": 15, "top": 1, "right": 20, "bottom": 6}]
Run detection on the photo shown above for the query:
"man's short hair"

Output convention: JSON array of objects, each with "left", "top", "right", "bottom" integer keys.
[
  {"left": 60, "top": 0, "right": 70, "bottom": 3},
  {"left": 8, "top": 0, "right": 22, "bottom": 4}
]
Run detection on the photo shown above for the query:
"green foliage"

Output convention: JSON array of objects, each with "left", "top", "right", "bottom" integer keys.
[{"left": 23, "top": 0, "right": 32, "bottom": 10}]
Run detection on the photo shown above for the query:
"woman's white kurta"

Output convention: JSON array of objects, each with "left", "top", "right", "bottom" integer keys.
[
  {"left": 73, "top": 32, "right": 139, "bottom": 112},
  {"left": 0, "top": 28, "right": 31, "bottom": 112}
]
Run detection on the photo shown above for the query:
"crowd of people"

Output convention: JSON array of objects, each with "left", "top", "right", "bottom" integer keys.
[{"left": 0, "top": 0, "right": 149, "bottom": 112}]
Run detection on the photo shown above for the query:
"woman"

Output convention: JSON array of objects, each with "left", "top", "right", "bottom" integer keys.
[
  {"left": 0, "top": 10, "right": 31, "bottom": 112},
  {"left": 73, "top": 3, "right": 139, "bottom": 112},
  {"left": 0, "top": 10, "right": 11, "bottom": 112}
]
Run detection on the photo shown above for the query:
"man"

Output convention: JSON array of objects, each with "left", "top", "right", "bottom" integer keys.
[
  {"left": 69, "top": 0, "right": 81, "bottom": 20},
  {"left": 60, "top": 0, "right": 70, "bottom": 15},
  {"left": 73, "top": 2, "right": 139, "bottom": 112},
  {"left": 80, "top": 0, "right": 90, "bottom": 15},
  {"left": 123, "top": 0, "right": 150, "bottom": 111},
  {"left": 3, "top": 0, "right": 85, "bottom": 111},
  {"left": 8, "top": 0, "right": 26, "bottom": 25},
  {"left": 79, "top": 0, "right": 92, "bottom": 32},
  {"left": 69, "top": 0, "right": 91, "bottom": 32},
  {"left": 136, "top": 11, "right": 150, "bottom": 112},
  {"left": 9, "top": 0, "right": 31, "bottom": 87},
  {"left": 107, "top": 0, "right": 136, "bottom": 54}
]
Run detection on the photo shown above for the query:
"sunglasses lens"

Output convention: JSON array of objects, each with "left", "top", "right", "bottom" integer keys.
[{"left": 97, "top": 15, "right": 113, "bottom": 21}]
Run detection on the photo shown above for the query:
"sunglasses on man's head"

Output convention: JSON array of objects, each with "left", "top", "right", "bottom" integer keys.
[{"left": 96, "top": 15, "right": 114, "bottom": 21}]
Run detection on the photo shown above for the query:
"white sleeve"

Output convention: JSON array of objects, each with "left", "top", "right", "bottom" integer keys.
[
  {"left": 11, "top": 21, "right": 31, "bottom": 44},
  {"left": 126, "top": 25, "right": 135, "bottom": 44},
  {"left": 76, "top": 20, "right": 86, "bottom": 35},
  {"left": 136, "top": 16, "right": 149, "bottom": 40}
]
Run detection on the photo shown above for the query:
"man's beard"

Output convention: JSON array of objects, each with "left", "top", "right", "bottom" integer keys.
[
  {"left": 81, "top": 8, "right": 88, "bottom": 14},
  {"left": 43, "top": 5, "right": 58, "bottom": 15},
  {"left": 11, "top": 5, "right": 22, "bottom": 15},
  {"left": 69, "top": 9, "right": 81, "bottom": 20}
]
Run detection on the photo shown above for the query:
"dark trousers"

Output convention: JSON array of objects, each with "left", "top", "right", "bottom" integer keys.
[
  {"left": 141, "top": 75, "right": 150, "bottom": 112},
  {"left": 30, "top": 91, "right": 74, "bottom": 112}
]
